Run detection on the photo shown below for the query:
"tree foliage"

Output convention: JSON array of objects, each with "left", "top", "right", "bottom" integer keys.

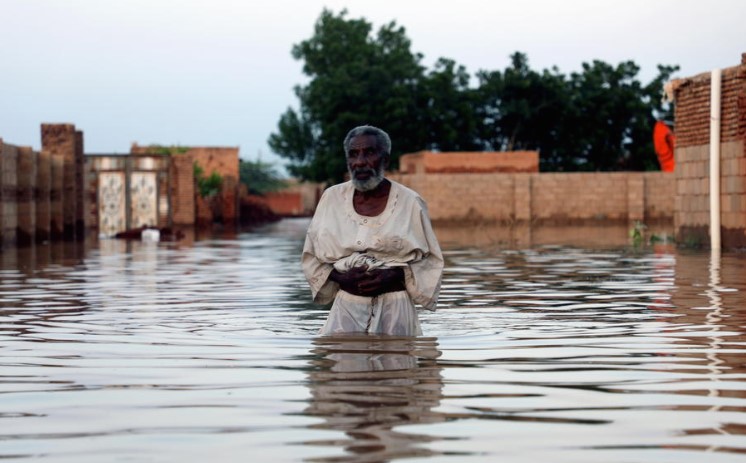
[
  {"left": 193, "top": 163, "right": 222, "bottom": 198},
  {"left": 270, "top": 9, "right": 679, "bottom": 181},
  {"left": 239, "top": 159, "right": 287, "bottom": 195}
]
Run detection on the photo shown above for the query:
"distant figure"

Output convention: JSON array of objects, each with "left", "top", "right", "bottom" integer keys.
[
  {"left": 302, "top": 125, "right": 443, "bottom": 336},
  {"left": 653, "top": 120, "right": 675, "bottom": 172}
]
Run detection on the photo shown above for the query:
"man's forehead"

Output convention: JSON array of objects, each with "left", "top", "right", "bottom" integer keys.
[{"left": 348, "top": 135, "right": 378, "bottom": 149}]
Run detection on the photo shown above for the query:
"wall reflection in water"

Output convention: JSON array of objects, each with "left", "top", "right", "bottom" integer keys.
[
  {"left": 434, "top": 222, "right": 674, "bottom": 249},
  {"left": 303, "top": 335, "right": 446, "bottom": 462}
]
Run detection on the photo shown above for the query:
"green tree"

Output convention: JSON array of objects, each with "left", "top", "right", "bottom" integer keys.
[
  {"left": 269, "top": 9, "right": 429, "bottom": 183},
  {"left": 239, "top": 159, "right": 287, "bottom": 195},
  {"left": 475, "top": 52, "right": 571, "bottom": 162},
  {"left": 422, "top": 58, "right": 481, "bottom": 151},
  {"left": 475, "top": 53, "right": 678, "bottom": 171}
]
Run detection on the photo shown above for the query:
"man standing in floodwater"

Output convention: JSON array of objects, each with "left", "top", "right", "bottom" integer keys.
[{"left": 302, "top": 125, "right": 444, "bottom": 336}]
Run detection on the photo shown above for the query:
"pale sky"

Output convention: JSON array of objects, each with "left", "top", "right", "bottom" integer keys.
[{"left": 1, "top": 0, "right": 744, "bottom": 174}]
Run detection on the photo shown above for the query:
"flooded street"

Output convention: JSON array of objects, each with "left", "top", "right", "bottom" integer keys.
[{"left": 1, "top": 218, "right": 745, "bottom": 462}]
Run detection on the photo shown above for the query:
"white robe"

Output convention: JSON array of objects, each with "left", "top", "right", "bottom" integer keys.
[{"left": 302, "top": 180, "right": 444, "bottom": 336}]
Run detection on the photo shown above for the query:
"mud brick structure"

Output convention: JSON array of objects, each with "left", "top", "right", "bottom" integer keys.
[
  {"left": 16, "top": 146, "right": 36, "bottom": 245},
  {"left": 36, "top": 150, "right": 51, "bottom": 242},
  {"left": 0, "top": 139, "right": 18, "bottom": 248},
  {"left": 132, "top": 144, "right": 239, "bottom": 226},
  {"left": 169, "top": 152, "right": 196, "bottom": 225},
  {"left": 41, "top": 123, "right": 84, "bottom": 240}
]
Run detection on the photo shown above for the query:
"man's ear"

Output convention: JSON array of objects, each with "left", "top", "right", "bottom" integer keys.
[{"left": 383, "top": 154, "right": 390, "bottom": 170}]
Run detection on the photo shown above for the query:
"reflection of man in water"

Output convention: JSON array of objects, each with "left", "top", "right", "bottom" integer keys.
[
  {"left": 302, "top": 125, "right": 444, "bottom": 336},
  {"left": 304, "top": 336, "right": 445, "bottom": 461}
]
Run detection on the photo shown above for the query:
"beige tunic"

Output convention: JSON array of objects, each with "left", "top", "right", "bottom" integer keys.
[{"left": 302, "top": 180, "right": 443, "bottom": 336}]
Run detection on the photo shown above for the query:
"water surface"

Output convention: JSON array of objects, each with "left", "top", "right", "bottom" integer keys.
[{"left": 1, "top": 218, "right": 745, "bottom": 462}]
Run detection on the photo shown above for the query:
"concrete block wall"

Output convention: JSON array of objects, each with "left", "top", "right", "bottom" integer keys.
[
  {"left": 672, "top": 54, "right": 746, "bottom": 248},
  {"left": 390, "top": 171, "right": 674, "bottom": 225}
]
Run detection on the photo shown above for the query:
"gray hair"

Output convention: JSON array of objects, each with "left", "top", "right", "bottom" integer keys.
[{"left": 343, "top": 125, "right": 391, "bottom": 157}]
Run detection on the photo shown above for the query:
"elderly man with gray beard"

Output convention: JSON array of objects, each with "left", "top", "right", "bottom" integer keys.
[{"left": 302, "top": 125, "right": 444, "bottom": 336}]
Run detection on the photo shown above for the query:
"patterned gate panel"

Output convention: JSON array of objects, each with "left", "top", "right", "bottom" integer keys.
[
  {"left": 98, "top": 172, "right": 126, "bottom": 236},
  {"left": 130, "top": 172, "right": 158, "bottom": 228}
]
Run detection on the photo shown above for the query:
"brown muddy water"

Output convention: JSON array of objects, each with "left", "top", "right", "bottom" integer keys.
[{"left": 1, "top": 218, "right": 745, "bottom": 462}]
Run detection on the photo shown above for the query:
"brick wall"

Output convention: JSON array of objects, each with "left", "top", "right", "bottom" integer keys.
[
  {"left": 74, "top": 130, "right": 85, "bottom": 237},
  {"left": 263, "top": 191, "right": 304, "bottom": 216},
  {"left": 673, "top": 66, "right": 744, "bottom": 147},
  {"left": 188, "top": 147, "right": 239, "bottom": 224},
  {"left": 186, "top": 147, "right": 239, "bottom": 180},
  {"left": 170, "top": 153, "right": 195, "bottom": 225},
  {"left": 16, "top": 146, "right": 36, "bottom": 245},
  {"left": 672, "top": 54, "right": 746, "bottom": 248},
  {"left": 400, "top": 150, "right": 539, "bottom": 174},
  {"left": 1, "top": 139, "right": 18, "bottom": 248},
  {"left": 50, "top": 151, "right": 64, "bottom": 239},
  {"left": 36, "top": 150, "right": 51, "bottom": 241},
  {"left": 42, "top": 123, "right": 83, "bottom": 240},
  {"left": 389, "top": 171, "right": 674, "bottom": 225}
]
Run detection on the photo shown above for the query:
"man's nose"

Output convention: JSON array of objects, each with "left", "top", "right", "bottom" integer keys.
[{"left": 350, "top": 155, "right": 367, "bottom": 168}]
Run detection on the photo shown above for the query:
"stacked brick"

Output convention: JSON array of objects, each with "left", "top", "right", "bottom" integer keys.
[{"left": 673, "top": 53, "right": 746, "bottom": 248}]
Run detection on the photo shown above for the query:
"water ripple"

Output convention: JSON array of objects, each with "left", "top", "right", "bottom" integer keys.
[{"left": 0, "top": 220, "right": 744, "bottom": 462}]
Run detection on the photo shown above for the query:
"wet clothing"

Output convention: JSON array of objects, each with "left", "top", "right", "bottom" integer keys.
[{"left": 302, "top": 180, "right": 443, "bottom": 336}]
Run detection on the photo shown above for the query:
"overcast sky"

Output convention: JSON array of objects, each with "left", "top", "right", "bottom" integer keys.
[{"left": 2, "top": 0, "right": 744, "bottom": 173}]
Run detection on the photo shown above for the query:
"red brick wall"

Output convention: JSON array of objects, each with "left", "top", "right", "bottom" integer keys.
[
  {"left": 187, "top": 147, "right": 239, "bottom": 180},
  {"left": 1, "top": 139, "right": 18, "bottom": 247},
  {"left": 264, "top": 191, "right": 303, "bottom": 216},
  {"left": 36, "top": 150, "right": 51, "bottom": 241},
  {"left": 400, "top": 150, "right": 539, "bottom": 174},
  {"left": 169, "top": 153, "right": 195, "bottom": 225},
  {"left": 188, "top": 147, "right": 239, "bottom": 224},
  {"left": 673, "top": 66, "right": 745, "bottom": 147},
  {"left": 41, "top": 123, "right": 80, "bottom": 240},
  {"left": 16, "top": 146, "right": 35, "bottom": 245},
  {"left": 672, "top": 54, "right": 746, "bottom": 248}
]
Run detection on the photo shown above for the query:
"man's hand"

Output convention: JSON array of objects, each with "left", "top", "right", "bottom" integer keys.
[{"left": 329, "top": 266, "right": 405, "bottom": 297}]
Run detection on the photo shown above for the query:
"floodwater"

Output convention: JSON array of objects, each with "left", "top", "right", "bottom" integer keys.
[{"left": 1, "top": 218, "right": 745, "bottom": 463}]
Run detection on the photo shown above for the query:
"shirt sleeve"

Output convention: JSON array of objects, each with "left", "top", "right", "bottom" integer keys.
[
  {"left": 403, "top": 197, "right": 444, "bottom": 311},
  {"left": 301, "top": 192, "right": 339, "bottom": 305}
]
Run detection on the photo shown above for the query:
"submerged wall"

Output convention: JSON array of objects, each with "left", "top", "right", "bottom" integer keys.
[{"left": 0, "top": 130, "right": 80, "bottom": 249}]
